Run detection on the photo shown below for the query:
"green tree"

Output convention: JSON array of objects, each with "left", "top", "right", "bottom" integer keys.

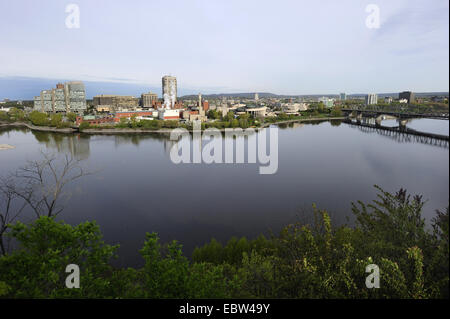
[
  {"left": 50, "top": 113, "right": 63, "bottom": 127},
  {"left": 78, "top": 121, "right": 91, "bottom": 131},
  {"left": 8, "top": 107, "right": 25, "bottom": 121},
  {"left": 29, "top": 111, "right": 49, "bottom": 126},
  {"left": 0, "top": 217, "right": 118, "bottom": 298},
  {"left": 0, "top": 111, "right": 9, "bottom": 122},
  {"left": 330, "top": 106, "right": 343, "bottom": 117},
  {"left": 66, "top": 112, "right": 77, "bottom": 123}
]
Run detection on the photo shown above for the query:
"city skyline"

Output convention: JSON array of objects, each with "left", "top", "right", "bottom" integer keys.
[{"left": 0, "top": 0, "right": 449, "bottom": 97}]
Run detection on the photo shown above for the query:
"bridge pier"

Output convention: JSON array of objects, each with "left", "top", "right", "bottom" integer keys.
[
  {"left": 375, "top": 115, "right": 383, "bottom": 126},
  {"left": 398, "top": 119, "right": 408, "bottom": 128}
]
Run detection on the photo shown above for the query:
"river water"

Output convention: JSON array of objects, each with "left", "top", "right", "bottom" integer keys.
[{"left": 0, "top": 119, "right": 448, "bottom": 267}]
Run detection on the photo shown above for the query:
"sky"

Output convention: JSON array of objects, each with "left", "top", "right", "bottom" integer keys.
[{"left": 0, "top": 0, "right": 448, "bottom": 99}]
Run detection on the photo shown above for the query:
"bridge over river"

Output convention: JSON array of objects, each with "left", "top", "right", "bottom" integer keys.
[
  {"left": 342, "top": 108, "right": 449, "bottom": 121},
  {"left": 343, "top": 118, "right": 449, "bottom": 148}
]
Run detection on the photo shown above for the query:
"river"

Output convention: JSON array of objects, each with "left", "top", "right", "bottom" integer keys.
[{"left": 0, "top": 118, "right": 448, "bottom": 267}]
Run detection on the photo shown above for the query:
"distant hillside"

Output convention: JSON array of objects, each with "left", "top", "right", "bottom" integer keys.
[
  {"left": 180, "top": 92, "right": 449, "bottom": 99},
  {"left": 180, "top": 92, "right": 280, "bottom": 99}
]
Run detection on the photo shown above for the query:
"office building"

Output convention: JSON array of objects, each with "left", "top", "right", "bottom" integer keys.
[
  {"left": 365, "top": 93, "right": 378, "bottom": 105},
  {"left": 141, "top": 92, "right": 158, "bottom": 107},
  {"left": 398, "top": 91, "right": 415, "bottom": 104},
  {"left": 340, "top": 93, "right": 346, "bottom": 101}
]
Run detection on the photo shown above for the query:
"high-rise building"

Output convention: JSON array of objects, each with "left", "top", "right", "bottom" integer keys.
[
  {"left": 340, "top": 93, "right": 346, "bottom": 100},
  {"left": 33, "top": 81, "right": 86, "bottom": 113},
  {"left": 365, "top": 93, "right": 378, "bottom": 105},
  {"left": 141, "top": 92, "right": 158, "bottom": 107},
  {"left": 65, "top": 81, "right": 87, "bottom": 113},
  {"left": 398, "top": 91, "right": 415, "bottom": 104},
  {"left": 162, "top": 75, "right": 177, "bottom": 109},
  {"left": 255, "top": 93, "right": 259, "bottom": 101}
]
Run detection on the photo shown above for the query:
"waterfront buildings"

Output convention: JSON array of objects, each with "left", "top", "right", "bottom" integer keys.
[
  {"left": 319, "top": 97, "right": 334, "bottom": 107},
  {"left": 33, "top": 81, "right": 86, "bottom": 113},
  {"left": 159, "top": 109, "right": 182, "bottom": 120},
  {"left": 93, "top": 94, "right": 139, "bottom": 112},
  {"left": 162, "top": 75, "right": 177, "bottom": 108},
  {"left": 281, "top": 102, "right": 308, "bottom": 114},
  {"left": 365, "top": 93, "right": 378, "bottom": 105},
  {"left": 399, "top": 91, "right": 415, "bottom": 104},
  {"left": 245, "top": 105, "right": 267, "bottom": 118},
  {"left": 141, "top": 92, "right": 158, "bottom": 107}
]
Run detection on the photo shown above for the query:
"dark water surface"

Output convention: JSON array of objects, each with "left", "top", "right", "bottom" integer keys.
[{"left": 1, "top": 119, "right": 448, "bottom": 267}]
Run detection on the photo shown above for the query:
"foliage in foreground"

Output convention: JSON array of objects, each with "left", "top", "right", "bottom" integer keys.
[{"left": 0, "top": 187, "right": 448, "bottom": 299}]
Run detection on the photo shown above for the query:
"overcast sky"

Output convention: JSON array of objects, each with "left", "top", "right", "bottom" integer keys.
[{"left": 0, "top": 0, "right": 448, "bottom": 95}]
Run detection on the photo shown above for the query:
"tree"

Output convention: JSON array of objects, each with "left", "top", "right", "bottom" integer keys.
[
  {"left": 66, "top": 112, "right": 77, "bottom": 123},
  {"left": 50, "top": 113, "right": 63, "bottom": 127},
  {"left": 0, "top": 111, "right": 9, "bottom": 122},
  {"left": 8, "top": 108, "right": 25, "bottom": 121},
  {"left": 330, "top": 106, "right": 343, "bottom": 117},
  {"left": 0, "top": 217, "right": 117, "bottom": 298},
  {"left": 0, "top": 178, "right": 27, "bottom": 255},
  {"left": 317, "top": 102, "right": 325, "bottom": 113},
  {"left": 225, "top": 111, "right": 235, "bottom": 122},
  {"left": 78, "top": 122, "right": 91, "bottom": 131},
  {"left": 11, "top": 153, "right": 90, "bottom": 218},
  {"left": 29, "top": 111, "right": 49, "bottom": 126}
]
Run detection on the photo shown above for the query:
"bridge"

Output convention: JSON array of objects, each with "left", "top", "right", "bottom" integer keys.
[
  {"left": 343, "top": 118, "right": 449, "bottom": 148},
  {"left": 342, "top": 108, "right": 449, "bottom": 121}
]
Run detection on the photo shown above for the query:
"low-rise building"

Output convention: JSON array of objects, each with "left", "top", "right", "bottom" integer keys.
[
  {"left": 93, "top": 95, "right": 139, "bottom": 112},
  {"left": 76, "top": 115, "right": 115, "bottom": 126},
  {"left": 141, "top": 92, "right": 158, "bottom": 107},
  {"left": 159, "top": 109, "right": 181, "bottom": 120},
  {"left": 318, "top": 97, "right": 334, "bottom": 108},
  {"left": 281, "top": 103, "right": 308, "bottom": 114}
]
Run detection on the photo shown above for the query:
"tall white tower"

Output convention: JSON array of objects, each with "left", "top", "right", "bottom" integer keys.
[{"left": 162, "top": 75, "right": 177, "bottom": 109}]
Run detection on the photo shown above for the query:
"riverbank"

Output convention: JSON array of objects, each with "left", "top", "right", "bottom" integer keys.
[
  {"left": 81, "top": 116, "right": 347, "bottom": 134},
  {"left": 0, "top": 116, "right": 346, "bottom": 135},
  {"left": 0, "top": 122, "right": 77, "bottom": 133}
]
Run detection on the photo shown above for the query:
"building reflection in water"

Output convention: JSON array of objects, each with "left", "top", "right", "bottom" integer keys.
[{"left": 31, "top": 131, "right": 90, "bottom": 160}]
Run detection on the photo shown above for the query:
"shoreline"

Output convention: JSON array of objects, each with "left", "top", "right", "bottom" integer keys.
[
  {"left": 0, "top": 117, "right": 346, "bottom": 135},
  {"left": 0, "top": 122, "right": 77, "bottom": 133}
]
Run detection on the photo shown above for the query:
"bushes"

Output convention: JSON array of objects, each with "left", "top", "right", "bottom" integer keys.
[
  {"left": 0, "top": 187, "right": 448, "bottom": 298},
  {"left": 50, "top": 114, "right": 63, "bottom": 127},
  {"left": 0, "top": 217, "right": 117, "bottom": 298},
  {"left": 0, "top": 111, "right": 10, "bottom": 122},
  {"left": 78, "top": 122, "right": 91, "bottom": 131},
  {"left": 29, "top": 111, "right": 50, "bottom": 126},
  {"left": 7, "top": 108, "right": 25, "bottom": 121}
]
